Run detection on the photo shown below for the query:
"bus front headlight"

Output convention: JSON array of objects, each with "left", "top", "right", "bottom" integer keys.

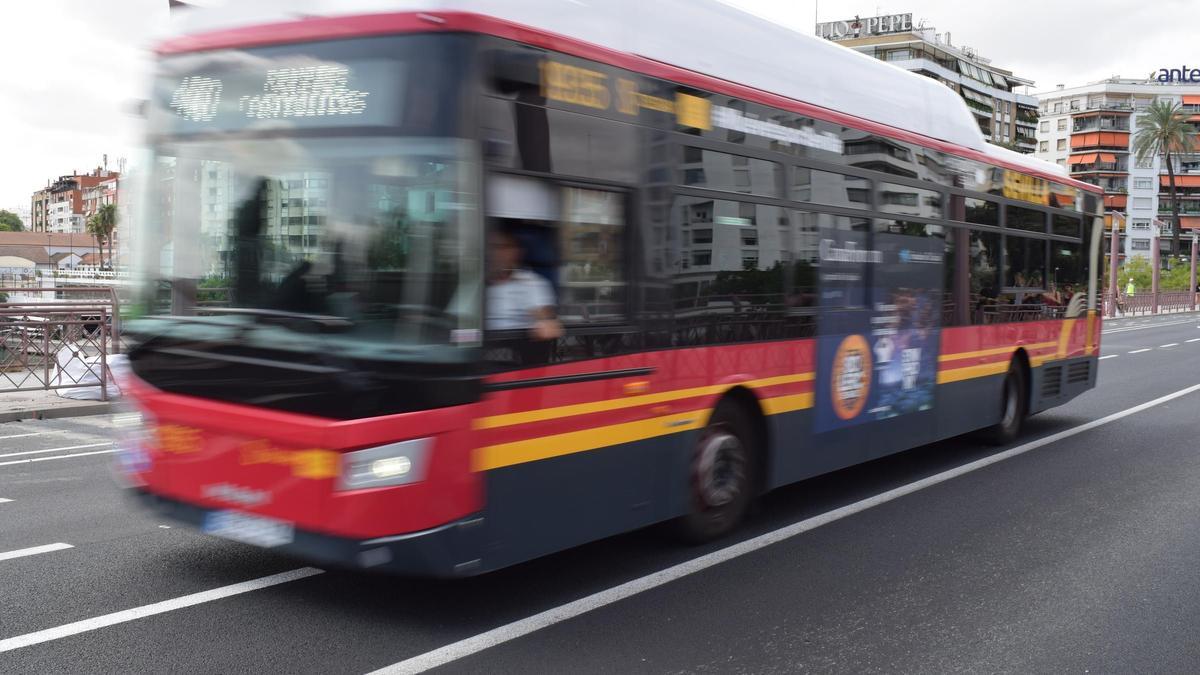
[{"left": 338, "top": 438, "right": 430, "bottom": 491}]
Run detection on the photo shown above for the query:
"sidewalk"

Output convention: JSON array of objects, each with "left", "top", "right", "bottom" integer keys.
[{"left": 0, "top": 388, "right": 118, "bottom": 423}]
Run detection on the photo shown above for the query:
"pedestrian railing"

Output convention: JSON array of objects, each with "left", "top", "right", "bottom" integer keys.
[
  {"left": 1105, "top": 291, "right": 1199, "bottom": 317},
  {"left": 0, "top": 287, "right": 122, "bottom": 400}
]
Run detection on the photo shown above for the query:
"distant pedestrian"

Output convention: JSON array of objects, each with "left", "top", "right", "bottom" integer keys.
[{"left": 1126, "top": 278, "right": 1137, "bottom": 297}]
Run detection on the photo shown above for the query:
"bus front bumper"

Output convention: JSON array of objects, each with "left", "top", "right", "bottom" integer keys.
[{"left": 128, "top": 488, "right": 487, "bottom": 578}]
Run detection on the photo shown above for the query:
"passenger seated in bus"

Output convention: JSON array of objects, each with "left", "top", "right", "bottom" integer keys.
[{"left": 487, "top": 229, "right": 563, "bottom": 341}]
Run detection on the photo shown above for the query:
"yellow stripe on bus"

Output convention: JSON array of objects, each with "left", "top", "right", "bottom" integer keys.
[
  {"left": 474, "top": 372, "right": 814, "bottom": 430},
  {"left": 936, "top": 361, "right": 1010, "bottom": 385},
  {"left": 937, "top": 341, "right": 1057, "bottom": 363},
  {"left": 473, "top": 410, "right": 708, "bottom": 471},
  {"left": 473, "top": 391, "right": 817, "bottom": 472}
]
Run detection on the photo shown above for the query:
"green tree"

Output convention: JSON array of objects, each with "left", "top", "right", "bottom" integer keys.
[
  {"left": 0, "top": 209, "right": 24, "bottom": 232},
  {"left": 85, "top": 204, "right": 118, "bottom": 269},
  {"left": 1134, "top": 100, "right": 1196, "bottom": 256}
]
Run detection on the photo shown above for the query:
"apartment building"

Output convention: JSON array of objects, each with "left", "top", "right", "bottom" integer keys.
[
  {"left": 820, "top": 13, "right": 1039, "bottom": 152},
  {"left": 29, "top": 168, "right": 121, "bottom": 234},
  {"left": 1035, "top": 80, "right": 1200, "bottom": 259}
]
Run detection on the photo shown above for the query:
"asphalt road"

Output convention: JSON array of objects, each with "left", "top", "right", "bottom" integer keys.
[{"left": 4, "top": 312, "right": 1200, "bottom": 674}]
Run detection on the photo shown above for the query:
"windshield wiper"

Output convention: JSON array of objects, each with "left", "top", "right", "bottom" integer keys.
[{"left": 201, "top": 307, "right": 354, "bottom": 333}]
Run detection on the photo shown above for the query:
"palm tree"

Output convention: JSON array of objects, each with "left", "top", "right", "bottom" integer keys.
[
  {"left": 1134, "top": 99, "right": 1197, "bottom": 256},
  {"left": 85, "top": 214, "right": 105, "bottom": 269},
  {"left": 94, "top": 203, "right": 118, "bottom": 269}
]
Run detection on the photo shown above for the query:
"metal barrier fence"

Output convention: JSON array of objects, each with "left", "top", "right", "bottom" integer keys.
[
  {"left": 0, "top": 287, "right": 121, "bottom": 399},
  {"left": 1105, "top": 291, "right": 1198, "bottom": 317}
]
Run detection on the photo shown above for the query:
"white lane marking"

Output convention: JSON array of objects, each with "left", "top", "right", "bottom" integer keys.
[
  {"left": 1161, "top": 343, "right": 1180, "bottom": 348},
  {"left": 1099, "top": 355, "right": 1118, "bottom": 360},
  {"left": 1129, "top": 348, "right": 1151, "bottom": 354},
  {"left": 0, "top": 433, "right": 48, "bottom": 441},
  {"left": 0, "top": 449, "right": 117, "bottom": 468},
  {"left": 0, "top": 498, "right": 11, "bottom": 503},
  {"left": 371, "top": 381, "right": 1200, "bottom": 675},
  {"left": 1101, "top": 318, "right": 1196, "bottom": 334},
  {"left": 1189, "top": 338, "right": 1200, "bottom": 343},
  {"left": 0, "top": 442, "right": 112, "bottom": 460},
  {"left": 0, "top": 567, "right": 324, "bottom": 653},
  {"left": 0, "top": 543, "right": 72, "bottom": 563}
]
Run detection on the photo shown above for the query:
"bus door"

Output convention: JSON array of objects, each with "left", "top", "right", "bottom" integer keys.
[{"left": 476, "top": 172, "right": 654, "bottom": 565}]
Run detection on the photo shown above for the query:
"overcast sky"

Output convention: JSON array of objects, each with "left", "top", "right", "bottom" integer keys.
[{"left": 0, "top": 0, "right": 1193, "bottom": 214}]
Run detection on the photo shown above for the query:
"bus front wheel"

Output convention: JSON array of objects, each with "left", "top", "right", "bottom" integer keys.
[
  {"left": 676, "top": 400, "right": 756, "bottom": 543},
  {"left": 984, "top": 364, "right": 1028, "bottom": 445}
]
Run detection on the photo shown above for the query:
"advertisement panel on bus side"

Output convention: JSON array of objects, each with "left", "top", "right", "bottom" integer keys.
[{"left": 815, "top": 231, "right": 942, "bottom": 432}]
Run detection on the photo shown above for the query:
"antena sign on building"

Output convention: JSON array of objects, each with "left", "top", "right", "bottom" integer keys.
[{"left": 817, "top": 13, "right": 913, "bottom": 41}]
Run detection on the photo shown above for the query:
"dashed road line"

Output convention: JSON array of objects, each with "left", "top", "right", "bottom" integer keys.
[
  {"left": 0, "top": 498, "right": 12, "bottom": 503},
  {"left": 1161, "top": 343, "right": 1179, "bottom": 348},
  {"left": 0, "top": 442, "right": 112, "bottom": 461},
  {"left": 1129, "top": 348, "right": 1151, "bottom": 354},
  {"left": 1100, "top": 355, "right": 1118, "bottom": 360},
  {"left": 0, "top": 543, "right": 73, "bottom": 563},
  {"left": 1188, "top": 338, "right": 1200, "bottom": 343},
  {"left": 0, "top": 449, "right": 116, "bottom": 468},
  {"left": 0, "top": 567, "right": 324, "bottom": 653}
]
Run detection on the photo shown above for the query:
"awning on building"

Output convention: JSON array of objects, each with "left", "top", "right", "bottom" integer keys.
[
  {"left": 1160, "top": 175, "right": 1200, "bottom": 188},
  {"left": 1179, "top": 216, "right": 1200, "bottom": 229},
  {"left": 1071, "top": 131, "right": 1130, "bottom": 149},
  {"left": 1069, "top": 153, "right": 1099, "bottom": 164},
  {"left": 1104, "top": 194, "right": 1127, "bottom": 209},
  {"left": 1183, "top": 95, "right": 1200, "bottom": 105}
]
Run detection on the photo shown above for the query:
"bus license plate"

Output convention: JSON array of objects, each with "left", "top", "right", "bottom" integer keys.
[{"left": 203, "top": 510, "right": 294, "bottom": 548}]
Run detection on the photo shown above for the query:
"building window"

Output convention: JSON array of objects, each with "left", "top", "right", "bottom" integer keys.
[
  {"left": 1040, "top": 121, "right": 1049, "bottom": 133},
  {"left": 1131, "top": 239, "right": 1151, "bottom": 251},
  {"left": 1134, "top": 178, "right": 1155, "bottom": 190},
  {"left": 1057, "top": 118, "right": 1067, "bottom": 131},
  {"left": 1053, "top": 102, "right": 1063, "bottom": 113},
  {"left": 1070, "top": 100, "right": 1081, "bottom": 111},
  {"left": 1056, "top": 159, "right": 1066, "bottom": 167},
  {"left": 1133, "top": 197, "right": 1153, "bottom": 210},
  {"left": 1056, "top": 139, "right": 1067, "bottom": 151},
  {"left": 1131, "top": 219, "right": 1151, "bottom": 231},
  {"left": 1039, "top": 141, "right": 1049, "bottom": 152}
]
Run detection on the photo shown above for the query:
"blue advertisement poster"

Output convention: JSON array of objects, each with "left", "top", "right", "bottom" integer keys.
[{"left": 815, "top": 231, "right": 943, "bottom": 433}]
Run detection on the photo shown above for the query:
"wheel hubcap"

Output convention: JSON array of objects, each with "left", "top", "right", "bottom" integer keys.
[{"left": 695, "top": 430, "right": 745, "bottom": 508}]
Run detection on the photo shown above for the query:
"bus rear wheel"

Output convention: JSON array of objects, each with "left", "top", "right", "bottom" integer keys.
[
  {"left": 983, "top": 364, "right": 1027, "bottom": 445},
  {"left": 676, "top": 400, "right": 756, "bottom": 543}
]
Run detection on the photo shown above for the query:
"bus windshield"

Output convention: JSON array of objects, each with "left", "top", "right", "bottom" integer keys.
[{"left": 133, "top": 35, "right": 481, "bottom": 358}]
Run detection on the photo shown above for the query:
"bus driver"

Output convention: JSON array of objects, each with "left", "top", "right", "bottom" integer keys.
[{"left": 487, "top": 229, "right": 563, "bottom": 341}]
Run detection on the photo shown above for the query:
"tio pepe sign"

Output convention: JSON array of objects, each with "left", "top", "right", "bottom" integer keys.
[{"left": 817, "top": 13, "right": 913, "bottom": 41}]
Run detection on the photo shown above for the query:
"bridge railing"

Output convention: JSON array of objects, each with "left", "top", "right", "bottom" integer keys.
[
  {"left": 0, "top": 287, "right": 124, "bottom": 400},
  {"left": 1104, "top": 291, "right": 1199, "bottom": 317}
]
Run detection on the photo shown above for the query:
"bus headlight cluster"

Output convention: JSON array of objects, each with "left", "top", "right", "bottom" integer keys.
[{"left": 338, "top": 438, "right": 430, "bottom": 490}]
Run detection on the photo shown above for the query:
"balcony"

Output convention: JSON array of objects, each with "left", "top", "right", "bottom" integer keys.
[
  {"left": 1084, "top": 100, "right": 1134, "bottom": 112},
  {"left": 1072, "top": 117, "right": 1131, "bottom": 133},
  {"left": 1070, "top": 152, "right": 1128, "bottom": 174}
]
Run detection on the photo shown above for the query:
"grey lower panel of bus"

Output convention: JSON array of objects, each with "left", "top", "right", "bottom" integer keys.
[{"left": 481, "top": 357, "right": 1097, "bottom": 571}]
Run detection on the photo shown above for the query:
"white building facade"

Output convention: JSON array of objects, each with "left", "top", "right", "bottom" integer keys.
[{"left": 1035, "top": 79, "right": 1200, "bottom": 259}]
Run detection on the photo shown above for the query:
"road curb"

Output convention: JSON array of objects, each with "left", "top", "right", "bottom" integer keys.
[{"left": 0, "top": 401, "right": 116, "bottom": 423}]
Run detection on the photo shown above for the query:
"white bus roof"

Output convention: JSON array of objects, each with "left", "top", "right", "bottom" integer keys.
[{"left": 166, "top": 0, "right": 1068, "bottom": 178}]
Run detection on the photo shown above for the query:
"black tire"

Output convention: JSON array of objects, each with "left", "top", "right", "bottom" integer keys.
[
  {"left": 983, "top": 364, "right": 1028, "bottom": 445},
  {"left": 675, "top": 400, "right": 757, "bottom": 543}
]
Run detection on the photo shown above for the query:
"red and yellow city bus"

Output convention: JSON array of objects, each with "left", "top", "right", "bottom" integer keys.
[{"left": 119, "top": 1, "right": 1104, "bottom": 576}]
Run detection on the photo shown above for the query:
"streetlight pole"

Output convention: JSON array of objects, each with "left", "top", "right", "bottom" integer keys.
[
  {"left": 1191, "top": 230, "right": 1198, "bottom": 310},
  {"left": 1152, "top": 219, "right": 1161, "bottom": 315},
  {"left": 1108, "top": 211, "right": 1121, "bottom": 318}
]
